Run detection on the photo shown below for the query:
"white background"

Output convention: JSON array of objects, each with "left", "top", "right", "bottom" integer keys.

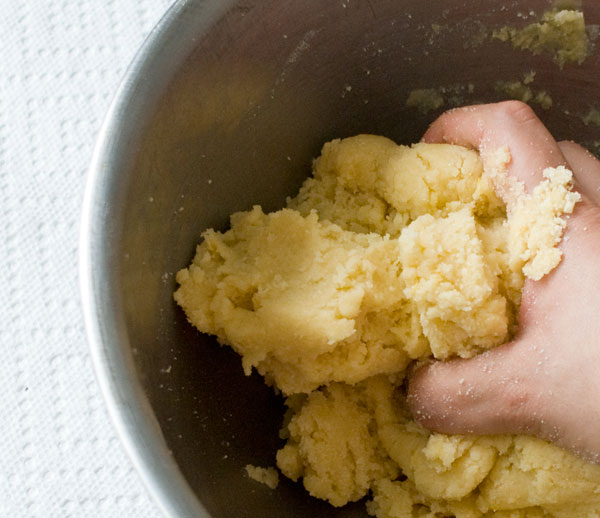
[{"left": 1, "top": 1, "right": 174, "bottom": 516}]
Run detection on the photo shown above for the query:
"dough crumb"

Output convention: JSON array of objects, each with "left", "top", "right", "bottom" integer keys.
[
  {"left": 582, "top": 107, "right": 600, "bottom": 127},
  {"left": 523, "top": 70, "right": 536, "bottom": 84},
  {"left": 494, "top": 72, "right": 553, "bottom": 110},
  {"left": 406, "top": 83, "right": 476, "bottom": 114},
  {"left": 405, "top": 88, "right": 444, "bottom": 114},
  {"left": 535, "top": 90, "right": 553, "bottom": 110},
  {"left": 245, "top": 464, "right": 279, "bottom": 489}
]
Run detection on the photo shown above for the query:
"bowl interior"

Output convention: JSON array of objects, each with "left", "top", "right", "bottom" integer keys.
[{"left": 90, "top": 0, "right": 600, "bottom": 516}]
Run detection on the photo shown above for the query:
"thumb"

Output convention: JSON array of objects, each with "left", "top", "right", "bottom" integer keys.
[{"left": 407, "top": 341, "right": 540, "bottom": 436}]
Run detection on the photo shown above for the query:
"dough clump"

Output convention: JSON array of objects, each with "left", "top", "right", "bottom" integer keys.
[
  {"left": 493, "top": 9, "right": 591, "bottom": 69},
  {"left": 245, "top": 464, "right": 280, "bottom": 490},
  {"left": 175, "top": 135, "right": 596, "bottom": 517}
]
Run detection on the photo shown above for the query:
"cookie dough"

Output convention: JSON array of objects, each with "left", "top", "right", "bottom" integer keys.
[
  {"left": 493, "top": 9, "right": 591, "bottom": 69},
  {"left": 406, "top": 89, "right": 444, "bottom": 114},
  {"left": 583, "top": 107, "right": 600, "bottom": 127},
  {"left": 174, "top": 135, "right": 596, "bottom": 517},
  {"left": 245, "top": 464, "right": 280, "bottom": 489},
  {"left": 494, "top": 79, "right": 553, "bottom": 110}
]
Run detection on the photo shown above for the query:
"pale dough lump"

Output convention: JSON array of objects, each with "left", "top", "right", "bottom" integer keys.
[
  {"left": 174, "top": 135, "right": 598, "bottom": 517},
  {"left": 245, "top": 464, "right": 280, "bottom": 490}
]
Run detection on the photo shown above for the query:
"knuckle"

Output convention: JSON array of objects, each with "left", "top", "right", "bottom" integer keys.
[
  {"left": 498, "top": 100, "right": 538, "bottom": 126},
  {"left": 557, "top": 139, "right": 575, "bottom": 146},
  {"left": 557, "top": 139, "right": 581, "bottom": 152},
  {"left": 501, "top": 378, "right": 538, "bottom": 433}
]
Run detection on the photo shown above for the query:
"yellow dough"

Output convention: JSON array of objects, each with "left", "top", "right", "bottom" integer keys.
[
  {"left": 174, "top": 135, "right": 597, "bottom": 517},
  {"left": 493, "top": 9, "right": 591, "bottom": 69},
  {"left": 245, "top": 464, "right": 280, "bottom": 490}
]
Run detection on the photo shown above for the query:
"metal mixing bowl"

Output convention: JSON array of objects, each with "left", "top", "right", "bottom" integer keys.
[{"left": 80, "top": 1, "right": 600, "bottom": 516}]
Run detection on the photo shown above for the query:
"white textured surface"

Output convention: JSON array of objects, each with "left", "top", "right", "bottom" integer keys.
[{"left": 1, "top": 1, "right": 173, "bottom": 516}]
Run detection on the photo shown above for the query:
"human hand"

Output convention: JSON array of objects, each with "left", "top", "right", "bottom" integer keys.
[{"left": 407, "top": 101, "right": 600, "bottom": 464}]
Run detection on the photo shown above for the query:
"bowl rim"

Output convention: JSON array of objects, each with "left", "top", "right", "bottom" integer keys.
[{"left": 79, "top": 1, "right": 234, "bottom": 517}]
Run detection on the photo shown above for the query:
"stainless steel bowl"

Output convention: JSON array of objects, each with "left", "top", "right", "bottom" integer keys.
[{"left": 80, "top": 1, "right": 600, "bottom": 517}]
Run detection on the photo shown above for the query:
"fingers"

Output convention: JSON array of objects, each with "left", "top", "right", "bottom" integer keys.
[
  {"left": 407, "top": 342, "right": 539, "bottom": 437},
  {"left": 422, "top": 101, "right": 568, "bottom": 193},
  {"left": 558, "top": 140, "right": 600, "bottom": 206}
]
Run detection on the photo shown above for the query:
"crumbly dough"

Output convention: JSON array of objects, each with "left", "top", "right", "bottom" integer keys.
[
  {"left": 174, "top": 135, "right": 595, "bottom": 517},
  {"left": 406, "top": 84, "right": 475, "bottom": 114},
  {"left": 583, "top": 108, "right": 600, "bottom": 127},
  {"left": 494, "top": 78, "right": 553, "bottom": 110},
  {"left": 493, "top": 9, "right": 591, "bottom": 69},
  {"left": 405, "top": 89, "right": 444, "bottom": 114},
  {"left": 245, "top": 464, "right": 280, "bottom": 490}
]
